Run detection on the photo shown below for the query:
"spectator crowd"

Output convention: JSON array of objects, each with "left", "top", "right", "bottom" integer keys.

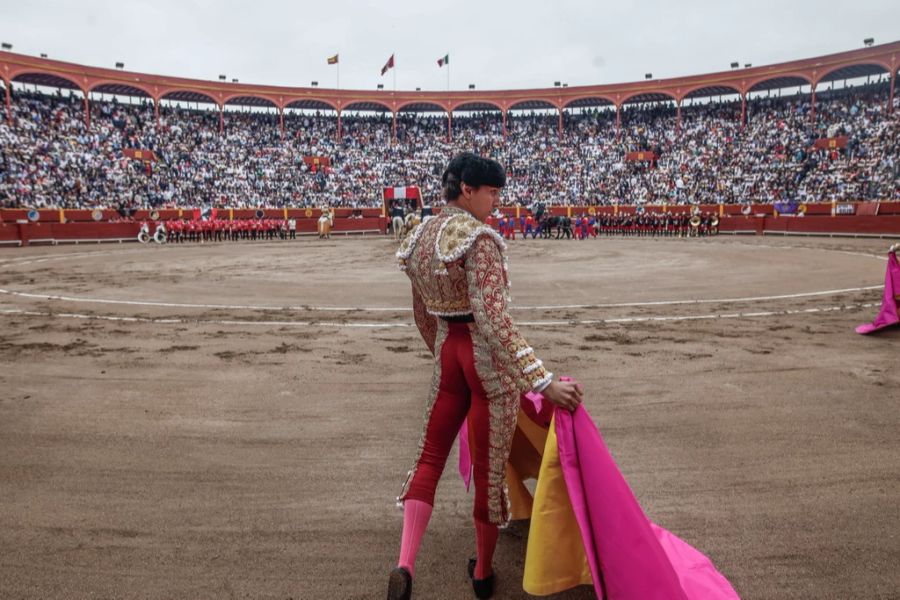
[{"left": 0, "top": 81, "right": 896, "bottom": 210}]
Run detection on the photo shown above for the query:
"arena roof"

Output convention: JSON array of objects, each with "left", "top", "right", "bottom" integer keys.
[
  {"left": 818, "top": 63, "right": 890, "bottom": 83},
  {"left": 284, "top": 99, "right": 336, "bottom": 111},
  {"left": 683, "top": 85, "right": 742, "bottom": 99},
  {"left": 342, "top": 101, "right": 391, "bottom": 112},
  {"left": 159, "top": 90, "right": 217, "bottom": 104},
  {"left": 748, "top": 76, "right": 812, "bottom": 92},
  {"left": 622, "top": 92, "right": 676, "bottom": 105},
  {"left": 91, "top": 83, "right": 151, "bottom": 97},
  {"left": 12, "top": 72, "right": 81, "bottom": 90},
  {"left": 508, "top": 99, "right": 557, "bottom": 110},
  {"left": 453, "top": 102, "right": 502, "bottom": 112},
  {"left": 224, "top": 95, "right": 277, "bottom": 108},
  {"left": 564, "top": 97, "right": 615, "bottom": 108},
  {"left": 1, "top": 41, "right": 897, "bottom": 113},
  {"left": 396, "top": 102, "right": 446, "bottom": 113}
]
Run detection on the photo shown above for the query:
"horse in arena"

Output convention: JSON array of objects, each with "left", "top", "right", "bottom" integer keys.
[
  {"left": 317, "top": 208, "right": 334, "bottom": 239},
  {"left": 392, "top": 214, "right": 406, "bottom": 242},
  {"left": 399, "top": 213, "right": 421, "bottom": 241}
]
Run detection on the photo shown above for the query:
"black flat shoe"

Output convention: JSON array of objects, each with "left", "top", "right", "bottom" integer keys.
[
  {"left": 467, "top": 556, "right": 495, "bottom": 599},
  {"left": 387, "top": 566, "right": 412, "bottom": 600}
]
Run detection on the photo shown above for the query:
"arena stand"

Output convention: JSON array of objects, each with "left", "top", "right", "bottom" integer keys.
[{"left": 0, "top": 42, "right": 897, "bottom": 244}]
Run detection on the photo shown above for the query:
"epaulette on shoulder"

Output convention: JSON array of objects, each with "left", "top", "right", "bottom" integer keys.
[
  {"left": 435, "top": 213, "right": 507, "bottom": 263},
  {"left": 396, "top": 221, "right": 426, "bottom": 270}
]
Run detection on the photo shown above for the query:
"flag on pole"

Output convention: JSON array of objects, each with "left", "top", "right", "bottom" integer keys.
[
  {"left": 381, "top": 54, "right": 395, "bottom": 76},
  {"left": 437, "top": 54, "right": 449, "bottom": 67},
  {"left": 327, "top": 54, "right": 339, "bottom": 65}
]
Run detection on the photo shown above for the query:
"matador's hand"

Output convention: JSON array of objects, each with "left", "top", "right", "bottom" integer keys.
[{"left": 542, "top": 380, "right": 583, "bottom": 411}]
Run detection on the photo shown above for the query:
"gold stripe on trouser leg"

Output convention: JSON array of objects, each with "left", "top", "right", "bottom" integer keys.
[
  {"left": 468, "top": 324, "right": 519, "bottom": 526},
  {"left": 396, "top": 319, "right": 448, "bottom": 506}
]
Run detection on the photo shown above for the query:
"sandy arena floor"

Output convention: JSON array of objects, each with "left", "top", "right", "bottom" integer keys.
[{"left": 0, "top": 235, "right": 898, "bottom": 599}]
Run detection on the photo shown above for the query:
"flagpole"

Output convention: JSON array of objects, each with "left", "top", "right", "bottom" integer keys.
[
  {"left": 447, "top": 57, "right": 450, "bottom": 91},
  {"left": 393, "top": 52, "right": 397, "bottom": 91},
  {"left": 337, "top": 57, "right": 340, "bottom": 90}
]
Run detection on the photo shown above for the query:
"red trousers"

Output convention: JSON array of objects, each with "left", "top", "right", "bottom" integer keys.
[{"left": 405, "top": 322, "right": 493, "bottom": 523}]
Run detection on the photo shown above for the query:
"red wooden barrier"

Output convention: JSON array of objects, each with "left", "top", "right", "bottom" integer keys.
[{"left": 2, "top": 208, "right": 898, "bottom": 246}]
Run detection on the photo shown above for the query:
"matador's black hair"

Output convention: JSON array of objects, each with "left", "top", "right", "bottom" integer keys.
[{"left": 441, "top": 152, "right": 506, "bottom": 201}]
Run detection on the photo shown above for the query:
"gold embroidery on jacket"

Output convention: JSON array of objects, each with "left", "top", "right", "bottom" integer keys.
[{"left": 397, "top": 207, "right": 550, "bottom": 525}]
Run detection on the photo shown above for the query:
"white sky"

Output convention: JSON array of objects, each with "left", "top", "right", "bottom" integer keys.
[{"left": 1, "top": 0, "right": 898, "bottom": 91}]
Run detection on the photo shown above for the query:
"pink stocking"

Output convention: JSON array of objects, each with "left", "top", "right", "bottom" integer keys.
[{"left": 397, "top": 499, "right": 433, "bottom": 577}]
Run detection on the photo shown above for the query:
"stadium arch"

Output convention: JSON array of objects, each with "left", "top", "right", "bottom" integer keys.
[
  {"left": 340, "top": 99, "right": 394, "bottom": 141},
  {"left": 618, "top": 90, "right": 678, "bottom": 136},
  {"left": 815, "top": 61, "right": 892, "bottom": 87},
  {"left": 562, "top": 95, "right": 616, "bottom": 109},
  {"left": 87, "top": 80, "right": 157, "bottom": 124},
  {"left": 9, "top": 70, "right": 88, "bottom": 124},
  {"left": 88, "top": 80, "right": 155, "bottom": 99},
  {"left": 561, "top": 95, "right": 616, "bottom": 137},
  {"left": 158, "top": 88, "right": 223, "bottom": 132},
  {"left": 221, "top": 93, "right": 281, "bottom": 137},
  {"left": 679, "top": 83, "right": 745, "bottom": 128},
  {"left": 396, "top": 101, "right": 450, "bottom": 141},
  {"left": 283, "top": 97, "right": 340, "bottom": 139},
  {"left": 449, "top": 100, "right": 504, "bottom": 138},
  {"left": 745, "top": 72, "right": 815, "bottom": 120},
  {"left": 507, "top": 98, "right": 564, "bottom": 135}
]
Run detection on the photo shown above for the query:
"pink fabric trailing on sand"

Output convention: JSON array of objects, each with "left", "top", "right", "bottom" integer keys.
[{"left": 856, "top": 250, "right": 900, "bottom": 334}]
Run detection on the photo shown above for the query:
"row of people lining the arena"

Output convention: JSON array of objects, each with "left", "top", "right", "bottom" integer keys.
[
  {"left": 146, "top": 218, "right": 299, "bottom": 243},
  {"left": 142, "top": 210, "right": 717, "bottom": 244},
  {"left": 488, "top": 212, "right": 718, "bottom": 239},
  {"left": 1, "top": 80, "right": 896, "bottom": 210}
]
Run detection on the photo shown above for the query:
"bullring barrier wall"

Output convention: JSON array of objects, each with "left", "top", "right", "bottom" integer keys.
[{"left": 2, "top": 202, "right": 899, "bottom": 246}]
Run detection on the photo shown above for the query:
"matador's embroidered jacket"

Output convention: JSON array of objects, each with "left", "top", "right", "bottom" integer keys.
[{"left": 395, "top": 205, "right": 553, "bottom": 525}]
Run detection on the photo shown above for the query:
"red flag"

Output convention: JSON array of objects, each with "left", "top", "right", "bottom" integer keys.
[{"left": 381, "top": 54, "right": 395, "bottom": 76}]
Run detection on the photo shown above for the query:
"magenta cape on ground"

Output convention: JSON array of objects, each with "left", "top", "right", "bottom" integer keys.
[{"left": 856, "top": 251, "right": 900, "bottom": 334}]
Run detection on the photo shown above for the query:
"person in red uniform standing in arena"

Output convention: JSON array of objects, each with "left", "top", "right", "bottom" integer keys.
[{"left": 388, "top": 153, "right": 583, "bottom": 600}]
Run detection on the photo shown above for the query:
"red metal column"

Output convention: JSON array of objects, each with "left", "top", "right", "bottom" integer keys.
[
  {"left": 4, "top": 81, "right": 10, "bottom": 124},
  {"left": 501, "top": 109, "right": 507, "bottom": 139},
  {"left": 154, "top": 99, "right": 160, "bottom": 127},
  {"left": 219, "top": 107, "right": 224, "bottom": 134},
  {"left": 557, "top": 110, "right": 563, "bottom": 137},
  {"left": 392, "top": 111, "right": 397, "bottom": 143},
  {"left": 447, "top": 111, "right": 452, "bottom": 142},
  {"left": 337, "top": 111, "right": 342, "bottom": 142},
  {"left": 83, "top": 95, "right": 90, "bottom": 128},
  {"left": 279, "top": 108, "right": 284, "bottom": 141},
  {"left": 740, "top": 93, "right": 747, "bottom": 131},
  {"left": 615, "top": 104, "right": 621, "bottom": 141},
  {"left": 889, "top": 70, "right": 896, "bottom": 114},
  {"left": 809, "top": 85, "right": 816, "bottom": 123},
  {"left": 676, "top": 101, "right": 681, "bottom": 135}
]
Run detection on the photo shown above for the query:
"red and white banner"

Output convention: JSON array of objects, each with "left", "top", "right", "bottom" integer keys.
[{"left": 383, "top": 186, "right": 420, "bottom": 200}]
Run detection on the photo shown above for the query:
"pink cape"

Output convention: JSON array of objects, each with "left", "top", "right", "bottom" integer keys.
[
  {"left": 458, "top": 387, "right": 740, "bottom": 598},
  {"left": 856, "top": 250, "right": 900, "bottom": 334},
  {"left": 555, "top": 405, "right": 739, "bottom": 599}
]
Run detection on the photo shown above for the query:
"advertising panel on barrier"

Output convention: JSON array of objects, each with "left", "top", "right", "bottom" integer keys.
[{"left": 835, "top": 204, "right": 856, "bottom": 215}]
